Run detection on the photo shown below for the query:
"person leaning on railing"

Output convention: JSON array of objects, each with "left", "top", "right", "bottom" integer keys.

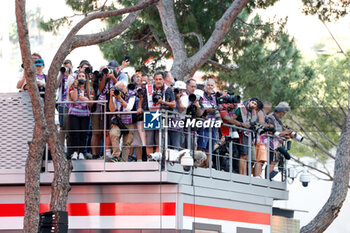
[
  {"left": 231, "top": 97, "right": 260, "bottom": 175},
  {"left": 265, "top": 102, "right": 293, "bottom": 179},
  {"left": 218, "top": 98, "right": 240, "bottom": 173},
  {"left": 68, "top": 71, "right": 94, "bottom": 160},
  {"left": 109, "top": 81, "right": 137, "bottom": 162}
]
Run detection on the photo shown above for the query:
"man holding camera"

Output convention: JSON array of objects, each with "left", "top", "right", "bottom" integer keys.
[
  {"left": 265, "top": 102, "right": 293, "bottom": 178},
  {"left": 137, "top": 71, "right": 176, "bottom": 155},
  {"left": 109, "top": 81, "right": 137, "bottom": 162},
  {"left": 197, "top": 78, "right": 220, "bottom": 167},
  {"left": 168, "top": 81, "right": 187, "bottom": 149},
  {"left": 232, "top": 97, "right": 259, "bottom": 175}
]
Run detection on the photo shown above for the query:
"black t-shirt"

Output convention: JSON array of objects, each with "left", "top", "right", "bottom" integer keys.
[{"left": 141, "top": 85, "right": 175, "bottom": 111}]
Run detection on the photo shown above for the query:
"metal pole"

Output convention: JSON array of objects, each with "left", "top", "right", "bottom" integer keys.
[
  {"left": 187, "top": 125, "right": 191, "bottom": 150},
  {"left": 208, "top": 127, "right": 213, "bottom": 177},
  {"left": 248, "top": 132, "right": 252, "bottom": 176},
  {"left": 229, "top": 127, "right": 233, "bottom": 179},
  {"left": 103, "top": 103, "right": 106, "bottom": 171},
  {"left": 159, "top": 112, "right": 162, "bottom": 155},
  {"left": 267, "top": 136, "right": 270, "bottom": 180}
]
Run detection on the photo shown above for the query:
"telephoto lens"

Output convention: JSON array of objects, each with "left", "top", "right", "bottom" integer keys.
[
  {"left": 174, "top": 88, "right": 180, "bottom": 95},
  {"left": 78, "top": 79, "right": 85, "bottom": 85}
]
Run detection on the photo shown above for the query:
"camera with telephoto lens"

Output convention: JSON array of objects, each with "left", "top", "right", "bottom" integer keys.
[
  {"left": 174, "top": 88, "right": 180, "bottom": 95},
  {"left": 250, "top": 122, "right": 275, "bottom": 135},
  {"left": 60, "top": 67, "right": 71, "bottom": 74},
  {"left": 152, "top": 92, "right": 163, "bottom": 103},
  {"left": 285, "top": 126, "right": 303, "bottom": 142},
  {"left": 84, "top": 67, "right": 92, "bottom": 74},
  {"left": 218, "top": 94, "right": 241, "bottom": 104},
  {"left": 77, "top": 79, "right": 85, "bottom": 85},
  {"left": 111, "top": 86, "right": 122, "bottom": 96},
  {"left": 136, "top": 88, "right": 145, "bottom": 97},
  {"left": 291, "top": 131, "right": 303, "bottom": 142},
  {"left": 102, "top": 68, "right": 113, "bottom": 75},
  {"left": 188, "top": 93, "right": 201, "bottom": 102},
  {"left": 128, "top": 83, "right": 136, "bottom": 91}
]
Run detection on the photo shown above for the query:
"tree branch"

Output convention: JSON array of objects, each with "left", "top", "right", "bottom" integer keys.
[
  {"left": 156, "top": 0, "right": 187, "bottom": 62},
  {"left": 72, "top": 0, "right": 157, "bottom": 48},
  {"left": 206, "top": 59, "right": 235, "bottom": 72},
  {"left": 291, "top": 118, "right": 336, "bottom": 159},
  {"left": 122, "top": 30, "right": 152, "bottom": 47},
  {"left": 291, "top": 157, "right": 333, "bottom": 181},
  {"left": 189, "top": 0, "right": 250, "bottom": 71},
  {"left": 182, "top": 32, "right": 203, "bottom": 48},
  {"left": 151, "top": 26, "right": 171, "bottom": 51},
  {"left": 312, "top": 122, "right": 337, "bottom": 147},
  {"left": 236, "top": 17, "right": 272, "bottom": 27}
]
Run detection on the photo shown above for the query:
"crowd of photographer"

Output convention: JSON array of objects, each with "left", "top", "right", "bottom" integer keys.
[{"left": 17, "top": 53, "right": 303, "bottom": 179}]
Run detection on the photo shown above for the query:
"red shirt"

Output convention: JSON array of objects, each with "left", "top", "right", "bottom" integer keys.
[{"left": 219, "top": 104, "right": 236, "bottom": 136}]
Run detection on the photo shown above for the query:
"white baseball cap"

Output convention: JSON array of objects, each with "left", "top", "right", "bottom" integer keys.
[{"left": 173, "top": 81, "right": 186, "bottom": 89}]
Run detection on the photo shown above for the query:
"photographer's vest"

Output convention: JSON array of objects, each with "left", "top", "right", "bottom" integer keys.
[
  {"left": 98, "top": 77, "right": 113, "bottom": 105},
  {"left": 200, "top": 92, "right": 217, "bottom": 119},
  {"left": 265, "top": 113, "right": 282, "bottom": 149},
  {"left": 113, "top": 90, "right": 136, "bottom": 125},
  {"left": 146, "top": 84, "right": 167, "bottom": 111},
  {"left": 239, "top": 104, "right": 257, "bottom": 136}
]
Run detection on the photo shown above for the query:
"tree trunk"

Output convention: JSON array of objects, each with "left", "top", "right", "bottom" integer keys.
[
  {"left": 44, "top": 0, "right": 157, "bottom": 212},
  {"left": 300, "top": 112, "right": 350, "bottom": 232},
  {"left": 15, "top": 0, "right": 49, "bottom": 232},
  {"left": 156, "top": 0, "right": 249, "bottom": 81}
]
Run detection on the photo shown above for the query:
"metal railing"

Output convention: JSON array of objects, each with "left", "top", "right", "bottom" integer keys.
[{"left": 48, "top": 101, "right": 288, "bottom": 182}]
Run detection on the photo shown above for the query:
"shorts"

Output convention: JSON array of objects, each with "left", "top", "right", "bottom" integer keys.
[
  {"left": 131, "top": 127, "right": 142, "bottom": 147},
  {"left": 270, "top": 150, "right": 278, "bottom": 163},
  {"left": 238, "top": 134, "right": 250, "bottom": 156},
  {"left": 255, "top": 143, "right": 267, "bottom": 162},
  {"left": 58, "top": 105, "right": 68, "bottom": 128},
  {"left": 145, "top": 129, "right": 160, "bottom": 147},
  {"left": 197, "top": 127, "right": 217, "bottom": 150}
]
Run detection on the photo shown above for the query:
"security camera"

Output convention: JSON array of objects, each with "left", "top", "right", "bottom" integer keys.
[
  {"left": 287, "top": 167, "right": 310, "bottom": 187},
  {"left": 148, "top": 152, "right": 162, "bottom": 161},
  {"left": 299, "top": 169, "right": 310, "bottom": 187}
]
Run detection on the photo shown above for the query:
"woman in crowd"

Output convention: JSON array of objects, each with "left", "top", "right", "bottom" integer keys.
[{"left": 68, "top": 71, "right": 94, "bottom": 160}]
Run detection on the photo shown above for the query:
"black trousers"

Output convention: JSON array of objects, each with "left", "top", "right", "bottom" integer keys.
[{"left": 69, "top": 115, "right": 90, "bottom": 154}]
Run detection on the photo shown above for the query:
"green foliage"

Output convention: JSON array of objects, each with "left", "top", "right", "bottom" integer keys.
[
  {"left": 301, "top": 0, "right": 350, "bottom": 22},
  {"left": 200, "top": 13, "right": 314, "bottom": 108},
  {"left": 39, "top": 17, "right": 72, "bottom": 34},
  {"left": 286, "top": 52, "right": 349, "bottom": 160}
]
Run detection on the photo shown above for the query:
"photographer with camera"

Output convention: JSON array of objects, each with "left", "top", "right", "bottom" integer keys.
[
  {"left": 132, "top": 75, "right": 149, "bottom": 161},
  {"left": 68, "top": 71, "right": 94, "bottom": 160},
  {"left": 197, "top": 78, "right": 220, "bottom": 167},
  {"left": 231, "top": 97, "right": 260, "bottom": 175},
  {"left": 109, "top": 81, "right": 137, "bottom": 162},
  {"left": 56, "top": 60, "right": 74, "bottom": 146},
  {"left": 168, "top": 81, "right": 187, "bottom": 150},
  {"left": 138, "top": 71, "right": 176, "bottom": 155},
  {"left": 217, "top": 92, "right": 241, "bottom": 173},
  {"left": 94, "top": 61, "right": 126, "bottom": 159},
  {"left": 265, "top": 102, "right": 293, "bottom": 179},
  {"left": 17, "top": 53, "right": 43, "bottom": 92}
]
